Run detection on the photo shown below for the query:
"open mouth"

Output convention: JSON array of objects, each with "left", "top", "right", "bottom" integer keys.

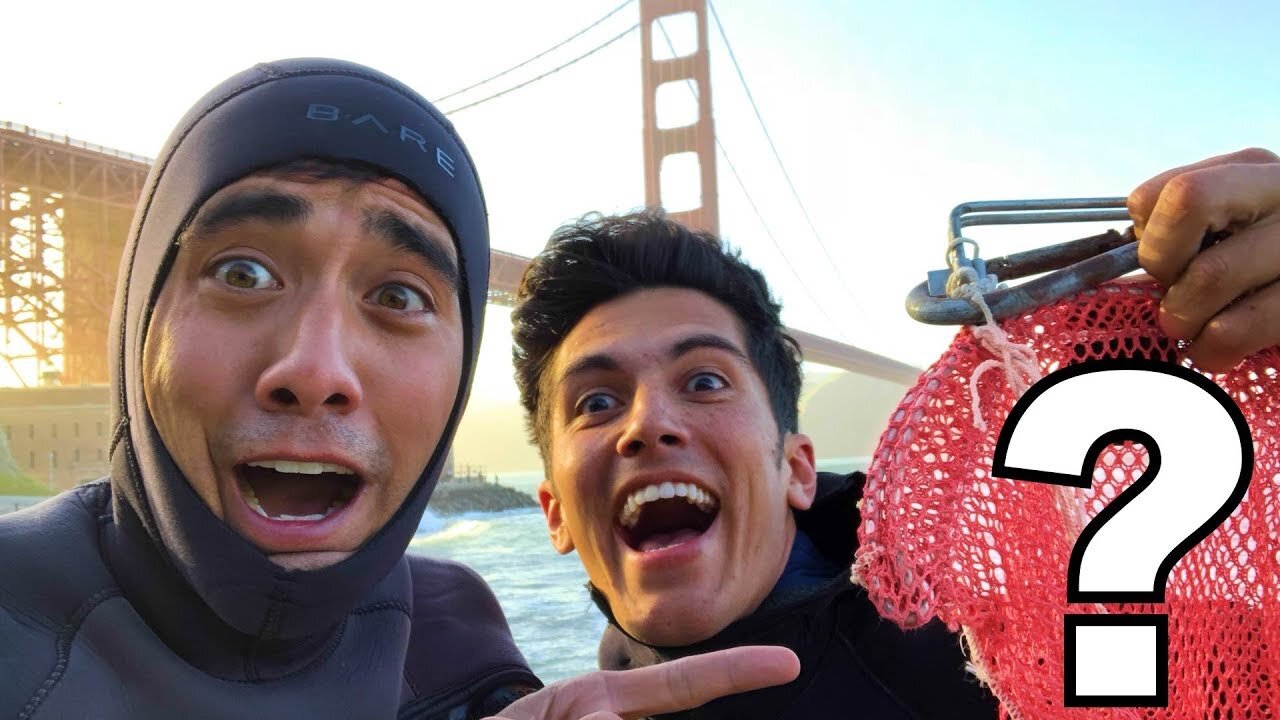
[
  {"left": 617, "top": 481, "right": 719, "bottom": 553},
  {"left": 235, "top": 460, "right": 361, "bottom": 522}
]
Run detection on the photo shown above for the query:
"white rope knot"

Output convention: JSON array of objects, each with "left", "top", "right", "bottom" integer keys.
[{"left": 945, "top": 262, "right": 1043, "bottom": 432}]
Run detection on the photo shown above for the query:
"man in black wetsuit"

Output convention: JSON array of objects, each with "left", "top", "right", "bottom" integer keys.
[
  {"left": 510, "top": 144, "right": 1280, "bottom": 719},
  {"left": 0, "top": 58, "right": 799, "bottom": 720},
  {"left": 0, "top": 56, "right": 542, "bottom": 720},
  {"left": 511, "top": 209, "right": 998, "bottom": 719}
]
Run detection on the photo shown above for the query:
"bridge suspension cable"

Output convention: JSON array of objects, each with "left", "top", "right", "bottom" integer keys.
[
  {"left": 434, "top": 0, "right": 636, "bottom": 105},
  {"left": 442, "top": 23, "right": 638, "bottom": 116},
  {"left": 707, "top": 1, "right": 874, "bottom": 334},
  {"left": 716, "top": 131, "right": 856, "bottom": 344},
  {"left": 438, "top": 3, "right": 870, "bottom": 345},
  {"left": 653, "top": 19, "right": 853, "bottom": 344}
]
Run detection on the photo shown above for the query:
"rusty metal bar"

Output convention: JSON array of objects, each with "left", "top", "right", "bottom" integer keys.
[{"left": 908, "top": 198, "right": 1138, "bottom": 325}]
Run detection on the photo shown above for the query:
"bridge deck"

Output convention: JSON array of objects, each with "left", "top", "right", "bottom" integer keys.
[
  {"left": 487, "top": 249, "right": 920, "bottom": 384},
  {"left": 1, "top": 122, "right": 920, "bottom": 387}
]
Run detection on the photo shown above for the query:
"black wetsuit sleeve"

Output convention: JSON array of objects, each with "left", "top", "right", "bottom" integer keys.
[
  {"left": 467, "top": 676, "right": 544, "bottom": 719},
  {"left": 398, "top": 556, "right": 544, "bottom": 720},
  {"left": 398, "top": 669, "right": 542, "bottom": 720}
]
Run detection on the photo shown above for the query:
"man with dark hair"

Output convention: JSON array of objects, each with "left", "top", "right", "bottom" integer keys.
[
  {"left": 512, "top": 146, "right": 1280, "bottom": 719},
  {"left": 514, "top": 209, "right": 997, "bottom": 718},
  {"left": 0, "top": 58, "right": 795, "bottom": 720}
]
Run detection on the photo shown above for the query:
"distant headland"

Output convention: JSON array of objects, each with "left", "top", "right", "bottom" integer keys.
[{"left": 427, "top": 464, "right": 539, "bottom": 515}]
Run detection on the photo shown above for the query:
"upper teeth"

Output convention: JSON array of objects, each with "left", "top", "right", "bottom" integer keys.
[
  {"left": 618, "top": 482, "right": 718, "bottom": 528},
  {"left": 248, "top": 460, "right": 354, "bottom": 475}
]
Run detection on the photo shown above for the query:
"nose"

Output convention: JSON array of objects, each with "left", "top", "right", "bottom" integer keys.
[
  {"left": 615, "top": 386, "right": 688, "bottom": 458},
  {"left": 254, "top": 295, "right": 362, "bottom": 416}
]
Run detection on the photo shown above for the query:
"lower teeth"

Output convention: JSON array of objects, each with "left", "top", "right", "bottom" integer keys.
[
  {"left": 245, "top": 495, "right": 269, "bottom": 518},
  {"left": 243, "top": 490, "right": 343, "bottom": 522}
]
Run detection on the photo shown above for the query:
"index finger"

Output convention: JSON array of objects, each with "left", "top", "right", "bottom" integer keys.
[
  {"left": 1131, "top": 157, "right": 1280, "bottom": 285},
  {"left": 1128, "top": 147, "right": 1279, "bottom": 231},
  {"left": 604, "top": 645, "right": 800, "bottom": 718}
]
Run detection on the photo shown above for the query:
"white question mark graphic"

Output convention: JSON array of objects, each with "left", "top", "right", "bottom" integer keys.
[{"left": 992, "top": 358, "right": 1252, "bottom": 707}]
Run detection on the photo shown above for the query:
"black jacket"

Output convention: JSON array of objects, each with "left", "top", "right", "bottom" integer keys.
[
  {"left": 595, "top": 472, "right": 1000, "bottom": 719},
  {"left": 0, "top": 59, "right": 539, "bottom": 719}
]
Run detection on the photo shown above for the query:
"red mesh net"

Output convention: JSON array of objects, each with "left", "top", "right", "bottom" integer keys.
[{"left": 857, "top": 279, "right": 1280, "bottom": 720}]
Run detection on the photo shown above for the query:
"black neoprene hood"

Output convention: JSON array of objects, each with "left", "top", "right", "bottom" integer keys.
[{"left": 108, "top": 58, "right": 489, "bottom": 638}]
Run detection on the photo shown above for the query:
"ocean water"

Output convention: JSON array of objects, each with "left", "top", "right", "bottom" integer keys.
[
  {"left": 409, "top": 457, "right": 868, "bottom": 684},
  {"left": 410, "top": 506, "right": 604, "bottom": 683}
]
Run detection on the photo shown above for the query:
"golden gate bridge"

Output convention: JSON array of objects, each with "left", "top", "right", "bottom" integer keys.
[{"left": 0, "top": 0, "right": 920, "bottom": 390}]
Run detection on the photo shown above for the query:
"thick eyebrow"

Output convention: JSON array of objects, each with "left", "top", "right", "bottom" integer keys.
[
  {"left": 558, "top": 354, "right": 622, "bottom": 388},
  {"left": 187, "top": 190, "right": 312, "bottom": 240},
  {"left": 362, "top": 208, "right": 460, "bottom": 291},
  {"left": 669, "top": 333, "right": 751, "bottom": 364},
  {"left": 556, "top": 332, "right": 749, "bottom": 389}
]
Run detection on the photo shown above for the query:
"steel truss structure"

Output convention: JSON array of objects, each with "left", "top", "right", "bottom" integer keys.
[{"left": 0, "top": 122, "right": 150, "bottom": 387}]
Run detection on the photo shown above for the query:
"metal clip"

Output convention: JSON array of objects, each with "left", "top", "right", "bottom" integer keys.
[
  {"left": 926, "top": 236, "right": 988, "bottom": 297},
  {"left": 907, "top": 197, "right": 1135, "bottom": 325}
]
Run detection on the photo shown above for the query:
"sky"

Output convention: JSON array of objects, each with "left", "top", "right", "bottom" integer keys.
[{"left": 2, "top": 0, "right": 1278, "bottom": 408}]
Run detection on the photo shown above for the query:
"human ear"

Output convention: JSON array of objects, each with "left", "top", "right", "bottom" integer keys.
[
  {"left": 537, "top": 479, "right": 576, "bottom": 554},
  {"left": 782, "top": 433, "right": 818, "bottom": 511}
]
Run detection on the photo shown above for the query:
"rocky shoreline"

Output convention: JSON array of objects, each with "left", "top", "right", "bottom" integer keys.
[{"left": 427, "top": 480, "right": 538, "bottom": 515}]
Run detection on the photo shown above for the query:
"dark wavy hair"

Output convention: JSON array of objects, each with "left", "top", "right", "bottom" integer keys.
[{"left": 511, "top": 209, "right": 803, "bottom": 456}]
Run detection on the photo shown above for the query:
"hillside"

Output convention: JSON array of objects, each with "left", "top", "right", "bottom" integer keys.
[
  {"left": 798, "top": 371, "right": 911, "bottom": 459},
  {"left": 428, "top": 479, "right": 538, "bottom": 515}
]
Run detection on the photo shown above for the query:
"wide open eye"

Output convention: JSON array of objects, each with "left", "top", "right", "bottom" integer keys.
[
  {"left": 214, "top": 258, "right": 276, "bottom": 289},
  {"left": 370, "top": 283, "right": 430, "bottom": 312},
  {"left": 578, "top": 392, "right": 621, "bottom": 415},
  {"left": 685, "top": 372, "right": 727, "bottom": 393}
]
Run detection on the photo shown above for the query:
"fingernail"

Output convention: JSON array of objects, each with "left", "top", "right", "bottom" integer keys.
[{"left": 1158, "top": 305, "right": 1193, "bottom": 340}]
